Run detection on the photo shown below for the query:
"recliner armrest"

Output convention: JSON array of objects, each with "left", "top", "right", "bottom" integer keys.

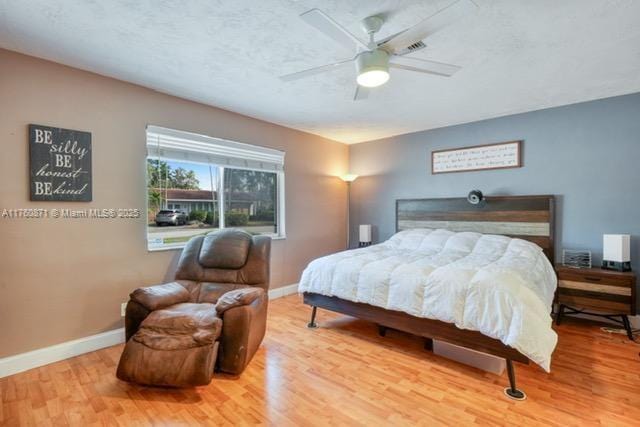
[
  {"left": 130, "top": 282, "right": 190, "bottom": 311},
  {"left": 215, "top": 287, "right": 264, "bottom": 314},
  {"left": 216, "top": 287, "right": 268, "bottom": 374}
]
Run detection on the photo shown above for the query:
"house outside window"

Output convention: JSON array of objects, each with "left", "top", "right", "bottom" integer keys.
[{"left": 146, "top": 126, "right": 285, "bottom": 251}]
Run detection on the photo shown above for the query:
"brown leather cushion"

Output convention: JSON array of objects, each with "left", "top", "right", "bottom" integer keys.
[
  {"left": 134, "top": 303, "right": 221, "bottom": 350},
  {"left": 198, "top": 229, "right": 252, "bottom": 269},
  {"left": 130, "top": 282, "right": 190, "bottom": 310},
  {"left": 197, "top": 282, "right": 247, "bottom": 304},
  {"left": 215, "top": 288, "right": 264, "bottom": 314},
  {"left": 117, "top": 339, "right": 218, "bottom": 387}
]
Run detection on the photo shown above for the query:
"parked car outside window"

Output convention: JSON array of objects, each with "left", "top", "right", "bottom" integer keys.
[{"left": 155, "top": 209, "right": 187, "bottom": 226}]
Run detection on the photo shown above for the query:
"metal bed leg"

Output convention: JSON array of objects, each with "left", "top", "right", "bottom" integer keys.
[
  {"left": 555, "top": 304, "right": 565, "bottom": 326},
  {"left": 503, "top": 360, "right": 526, "bottom": 400},
  {"left": 622, "top": 315, "right": 634, "bottom": 340},
  {"left": 307, "top": 306, "right": 318, "bottom": 329}
]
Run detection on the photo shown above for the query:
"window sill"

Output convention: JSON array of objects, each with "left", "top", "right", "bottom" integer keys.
[
  {"left": 147, "top": 245, "right": 185, "bottom": 253},
  {"left": 147, "top": 234, "right": 286, "bottom": 252}
]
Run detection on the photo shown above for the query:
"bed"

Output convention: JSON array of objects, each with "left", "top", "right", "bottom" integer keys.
[{"left": 298, "top": 195, "right": 557, "bottom": 400}]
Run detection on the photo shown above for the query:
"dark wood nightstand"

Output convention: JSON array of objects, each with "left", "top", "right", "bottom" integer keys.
[{"left": 555, "top": 266, "right": 636, "bottom": 339}]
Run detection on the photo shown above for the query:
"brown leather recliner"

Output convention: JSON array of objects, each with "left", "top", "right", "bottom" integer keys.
[{"left": 116, "top": 229, "right": 271, "bottom": 386}]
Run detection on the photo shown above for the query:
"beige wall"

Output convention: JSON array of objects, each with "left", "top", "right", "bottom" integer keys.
[{"left": 0, "top": 49, "right": 349, "bottom": 358}]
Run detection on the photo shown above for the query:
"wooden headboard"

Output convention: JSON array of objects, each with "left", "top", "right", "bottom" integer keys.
[{"left": 396, "top": 195, "right": 555, "bottom": 262}]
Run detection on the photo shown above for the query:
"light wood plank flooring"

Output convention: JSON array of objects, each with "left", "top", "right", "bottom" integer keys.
[{"left": 2, "top": 294, "right": 640, "bottom": 426}]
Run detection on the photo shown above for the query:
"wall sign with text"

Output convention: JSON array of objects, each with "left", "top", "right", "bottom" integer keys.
[
  {"left": 29, "top": 124, "right": 92, "bottom": 201},
  {"left": 431, "top": 140, "right": 522, "bottom": 174}
]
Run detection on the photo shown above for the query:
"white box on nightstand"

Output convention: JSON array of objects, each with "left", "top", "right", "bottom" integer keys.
[{"left": 603, "top": 234, "right": 631, "bottom": 271}]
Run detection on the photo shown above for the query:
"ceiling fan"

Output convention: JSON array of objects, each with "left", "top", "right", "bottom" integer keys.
[{"left": 280, "top": 0, "right": 478, "bottom": 100}]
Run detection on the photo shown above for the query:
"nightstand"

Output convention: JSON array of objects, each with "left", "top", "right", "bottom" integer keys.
[{"left": 555, "top": 266, "right": 636, "bottom": 339}]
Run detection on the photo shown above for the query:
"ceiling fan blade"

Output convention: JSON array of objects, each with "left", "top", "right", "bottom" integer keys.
[
  {"left": 280, "top": 57, "right": 355, "bottom": 82},
  {"left": 353, "top": 85, "right": 370, "bottom": 101},
  {"left": 390, "top": 62, "right": 459, "bottom": 77},
  {"left": 380, "top": 0, "right": 477, "bottom": 54},
  {"left": 390, "top": 56, "right": 461, "bottom": 77},
  {"left": 300, "top": 8, "right": 368, "bottom": 52}
]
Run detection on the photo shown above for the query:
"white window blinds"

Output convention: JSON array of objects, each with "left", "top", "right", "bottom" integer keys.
[{"left": 146, "top": 125, "right": 285, "bottom": 172}]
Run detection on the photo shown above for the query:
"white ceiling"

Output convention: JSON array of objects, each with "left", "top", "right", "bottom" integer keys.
[{"left": 1, "top": 0, "right": 639, "bottom": 144}]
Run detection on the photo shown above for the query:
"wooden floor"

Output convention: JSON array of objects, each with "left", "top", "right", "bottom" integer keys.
[{"left": 2, "top": 295, "right": 640, "bottom": 426}]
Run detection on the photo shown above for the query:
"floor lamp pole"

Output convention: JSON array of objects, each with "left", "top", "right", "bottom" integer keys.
[
  {"left": 346, "top": 181, "right": 351, "bottom": 249},
  {"left": 340, "top": 174, "right": 358, "bottom": 250}
]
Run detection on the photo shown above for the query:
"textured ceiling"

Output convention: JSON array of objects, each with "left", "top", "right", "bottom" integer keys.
[{"left": 1, "top": 0, "right": 639, "bottom": 144}]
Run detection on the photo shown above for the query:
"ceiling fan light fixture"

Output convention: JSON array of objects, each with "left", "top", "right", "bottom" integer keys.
[
  {"left": 357, "top": 69, "right": 389, "bottom": 88},
  {"left": 356, "top": 49, "right": 390, "bottom": 88}
]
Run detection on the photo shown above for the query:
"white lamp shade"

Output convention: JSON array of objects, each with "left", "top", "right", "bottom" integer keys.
[
  {"left": 359, "top": 224, "right": 372, "bottom": 243},
  {"left": 603, "top": 234, "right": 630, "bottom": 262}
]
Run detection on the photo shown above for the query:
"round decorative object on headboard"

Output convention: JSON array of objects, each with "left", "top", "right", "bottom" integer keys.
[{"left": 467, "top": 190, "right": 484, "bottom": 205}]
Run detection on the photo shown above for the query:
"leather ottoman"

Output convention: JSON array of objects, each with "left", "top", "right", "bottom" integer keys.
[{"left": 116, "top": 302, "right": 222, "bottom": 387}]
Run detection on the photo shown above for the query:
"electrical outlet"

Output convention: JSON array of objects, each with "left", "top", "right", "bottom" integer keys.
[{"left": 121, "top": 302, "right": 127, "bottom": 317}]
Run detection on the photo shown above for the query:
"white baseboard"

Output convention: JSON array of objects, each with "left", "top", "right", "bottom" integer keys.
[
  {"left": 0, "top": 328, "right": 125, "bottom": 379},
  {"left": 268, "top": 283, "right": 299, "bottom": 299},
  {"left": 0, "top": 283, "right": 299, "bottom": 379}
]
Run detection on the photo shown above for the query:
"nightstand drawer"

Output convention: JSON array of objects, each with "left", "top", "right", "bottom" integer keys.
[
  {"left": 558, "top": 279, "right": 632, "bottom": 296},
  {"left": 556, "top": 271, "right": 634, "bottom": 287},
  {"left": 557, "top": 289, "right": 632, "bottom": 313}
]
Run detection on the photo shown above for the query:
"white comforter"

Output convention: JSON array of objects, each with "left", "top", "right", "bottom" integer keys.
[{"left": 299, "top": 228, "right": 558, "bottom": 371}]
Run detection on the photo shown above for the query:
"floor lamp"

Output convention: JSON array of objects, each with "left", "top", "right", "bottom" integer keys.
[{"left": 340, "top": 174, "right": 358, "bottom": 249}]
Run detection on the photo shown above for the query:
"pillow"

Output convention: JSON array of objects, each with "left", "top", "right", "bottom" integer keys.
[
  {"left": 387, "top": 229, "right": 434, "bottom": 250},
  {"left": 442, "top": 231, "right": 482, "bottom": 253},
  {"left": 471, "top": 234, "right": 511, "bottom": 255},
  {"left": 417, "top": 228, "right": 455, "bottom": 251}
]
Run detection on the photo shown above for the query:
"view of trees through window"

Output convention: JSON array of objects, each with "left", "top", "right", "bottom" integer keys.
[
  {"left": 147, "top": 159, "right": 278, "bottom": 250},
  {"left": 224, "top": 168, "right": 277, "bottom": 234}
]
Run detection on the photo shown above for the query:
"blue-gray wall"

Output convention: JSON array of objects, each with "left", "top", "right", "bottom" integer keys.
[{"left": 349, "top": 93, "right": 640, "bottom": 279}]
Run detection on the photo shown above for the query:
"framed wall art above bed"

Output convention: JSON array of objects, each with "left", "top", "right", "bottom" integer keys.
[{"left": 431, "top": 140, "right": 522, "bottom": 174}]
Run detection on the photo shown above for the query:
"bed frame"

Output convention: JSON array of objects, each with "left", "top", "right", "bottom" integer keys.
[{"left": 303, "top": 194, "right": 555, "bottom": 400}]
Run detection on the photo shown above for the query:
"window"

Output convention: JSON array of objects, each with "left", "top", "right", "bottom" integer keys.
[
  {"left": 224, "top": 168, "right": 278, "bottom": 235},
  {"left": 146, "top": 126, "right": 285, "bottom": 251}
]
